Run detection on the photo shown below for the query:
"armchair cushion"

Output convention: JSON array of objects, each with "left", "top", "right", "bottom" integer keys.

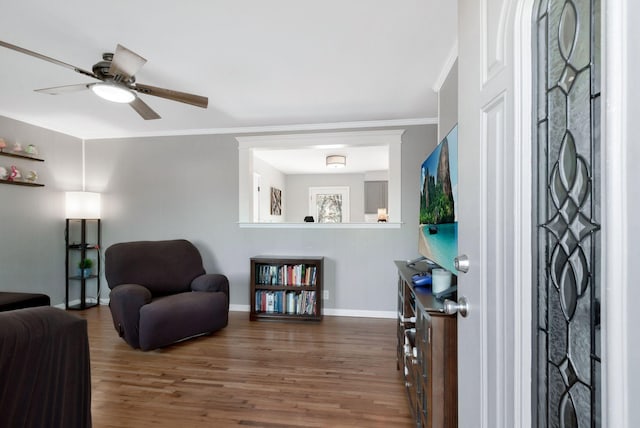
[{"left": 139, "top": 291, "right": 228, "bottom": 351}]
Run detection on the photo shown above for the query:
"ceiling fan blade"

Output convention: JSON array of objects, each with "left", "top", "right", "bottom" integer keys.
[
  {"left": 133, "top": 83, "right": 208, "bottom": 109},
  {"left": 34, "top": 83, "right": 90, "bottom": 95},
  {"left": 109, "top": 44, "right": 146, "bottom": 81},
  {"left": 0, "top": 40, "right": 98, "bottom": 79},
  {"left": 130, "top": 97, "right": 161, "bottom": 120}
]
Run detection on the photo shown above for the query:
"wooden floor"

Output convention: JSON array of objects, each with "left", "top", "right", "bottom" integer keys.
[{"left": 76, "top": 307, "right": 413, "bottom": 428}]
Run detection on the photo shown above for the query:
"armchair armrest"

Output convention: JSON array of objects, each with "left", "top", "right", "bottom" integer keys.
[
  {"left": 191, "top": 273, "right": 229, "bottom": 295},
  {"left": 109, "top": 284, "right": 152, "bottom": 349}
]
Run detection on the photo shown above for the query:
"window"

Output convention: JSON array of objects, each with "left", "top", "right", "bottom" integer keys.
[{"left": 309, "top": 186, "right": 350, "bottom": 223}]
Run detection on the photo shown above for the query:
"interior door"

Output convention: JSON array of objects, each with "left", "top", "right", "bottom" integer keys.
[{"left": 456, "top": 1, "right": 531, "bottom": 426}]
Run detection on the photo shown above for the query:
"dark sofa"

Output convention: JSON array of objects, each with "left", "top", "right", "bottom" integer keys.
[
  {"left": 105, "top": 239, "right": 229, "bottom": 351},
  {"left": 0, "top": 291, "right": 50, "bottom": 312},
  {"left": 0, "top": 306, "right": 92, "bottom": 428}
]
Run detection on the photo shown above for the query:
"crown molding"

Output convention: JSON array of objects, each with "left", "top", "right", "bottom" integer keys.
[
  {"left": 432, "top": 41, "right": 459, "bottom": 93},
  {"left": 86, "top": 117, "right": 437, "bottom": 140}
]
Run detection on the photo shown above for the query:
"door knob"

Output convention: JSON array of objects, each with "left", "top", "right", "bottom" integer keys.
[
  {"left": 454, "top": 254, "right": 470, "bottom": 273},
  {"left": 443, "top": 297, "right": 469, "bottom": 317}
]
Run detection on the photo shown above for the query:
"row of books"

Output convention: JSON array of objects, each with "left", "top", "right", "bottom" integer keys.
[
  {"left": 255, "top": 290, "right": 317, "bottom": 315},
  {"left": 255, "top": 263, "right": 318, "bottom": 286}
]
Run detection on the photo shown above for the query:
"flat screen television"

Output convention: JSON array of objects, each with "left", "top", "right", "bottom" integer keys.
[{"left": 418, "top": 124, "right": 458, "bottom": 274}]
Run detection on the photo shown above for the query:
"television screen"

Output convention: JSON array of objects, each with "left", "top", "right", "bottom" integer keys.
[{"left": 418, "top": 125, "right": 458, "bottom": 273}]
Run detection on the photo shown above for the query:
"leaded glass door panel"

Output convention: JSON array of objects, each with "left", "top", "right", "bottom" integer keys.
[{"left": 534, "top": 0, "right": 601, "bottom": 426}]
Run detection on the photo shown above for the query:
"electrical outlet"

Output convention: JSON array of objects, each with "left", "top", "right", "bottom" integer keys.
[{"left": 323, "top": 290, "right": 329, "bottom": 300}]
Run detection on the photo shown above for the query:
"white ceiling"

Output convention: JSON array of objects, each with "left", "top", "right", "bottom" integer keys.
[
  {"left": 254, "top": 145, "right": 389, "bottom": 174},
  {"left": 0, "top": 1, "right": 457, "bottom": 140}
]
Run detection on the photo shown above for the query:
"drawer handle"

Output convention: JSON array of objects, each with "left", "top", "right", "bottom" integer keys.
[{"left": 399, "top": 314, "right": 416, "bottom": 324}]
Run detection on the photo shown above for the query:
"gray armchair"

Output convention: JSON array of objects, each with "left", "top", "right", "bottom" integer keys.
[{"left": 105, "top": 239, "right": 229, "bottom": 351}]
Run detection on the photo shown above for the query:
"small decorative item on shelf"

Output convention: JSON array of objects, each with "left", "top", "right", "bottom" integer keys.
[
  {"left": 0, "top": 166, "right": 7, "bottom": 180},
  {"left": 12, "top": 142, "right": 23, "bottom": 153},
  {"left": 25, "top": 144, "right": 38, "bottom": 156},
  {"left": 77, "top": 258, "right": 94, "bottom": 278},
  {"left": 0, "top": 138, "right": 6, "bottom": 152},
  {"left": 377, "top": 208, "right": 388, "bottom": 222},
  {"left": 8, "top": 165, "right": 21, "bottom": 181},
  {"left": 25, "top": 170, "right": 38, "bottom": 182}
]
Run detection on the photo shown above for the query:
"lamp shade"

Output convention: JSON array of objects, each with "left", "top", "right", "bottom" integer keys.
[{"left": 65, "top": 192, "right": 101, "bottom": 219}]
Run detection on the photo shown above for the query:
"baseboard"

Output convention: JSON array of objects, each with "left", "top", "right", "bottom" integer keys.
[
  {"left": 323, "top": 309, "right": 396, "bottom": 319},
  {"left": 57, "top": 301, "right": 395, "bottom": 319},
  {"left": 55, "top": 297, "right": 101, "bottom": 309},
  {"left": 230, "top": 305, "right": 395, "bottom": 319}
]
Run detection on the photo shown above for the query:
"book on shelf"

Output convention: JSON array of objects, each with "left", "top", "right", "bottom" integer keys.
[
  {"left": 256, "top": 263, "right": 317, "bottom": 287},
  {"left": 255, "top": 290, "right": 316, "bottom": 315}
]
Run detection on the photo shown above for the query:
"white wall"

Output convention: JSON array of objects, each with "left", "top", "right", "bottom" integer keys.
[
  {"left": 0, "top": 115, "right": 82, "bottom": 305},
  {"left": 87, "top": 125, "right": 437, "bottom": 314},
  {"left": 253, "top": 156, "right": 285, "bottom": 223}
]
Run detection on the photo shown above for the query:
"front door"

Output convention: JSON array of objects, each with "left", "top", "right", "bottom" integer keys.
[
  {"left": 457, "top": 0, "right": 606, "bottom": 426},
  {"left": 456, "top": 1, "right": 535, "bottom": 426}
]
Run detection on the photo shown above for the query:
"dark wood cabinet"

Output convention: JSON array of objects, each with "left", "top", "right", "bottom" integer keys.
[
  {"left": 396, "top": 260, "right": 457, "bottom": 427},
  {"left": 65, "top": 219, "right": 101, "bottom": 310},
  {"left": 250, "top": 255, "right": 323, "bottom": 321}
]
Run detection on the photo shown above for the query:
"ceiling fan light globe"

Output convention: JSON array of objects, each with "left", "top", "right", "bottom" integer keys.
[{"left": 90, "top": 83, "right": 135, "bottom": 103}]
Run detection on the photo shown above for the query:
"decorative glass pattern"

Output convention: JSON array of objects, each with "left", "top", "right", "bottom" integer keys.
[{"left": 534, "top": 0, "right": 601, "bottom": 427}]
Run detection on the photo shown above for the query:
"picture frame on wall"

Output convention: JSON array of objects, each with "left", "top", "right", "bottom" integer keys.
[{"left": 270, "top": 187, "right": 282, "bottom": 215}]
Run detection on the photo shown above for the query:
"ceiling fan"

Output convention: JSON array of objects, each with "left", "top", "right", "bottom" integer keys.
[{"left": 0, "top": 40, "right": 208, "bottom": 120}]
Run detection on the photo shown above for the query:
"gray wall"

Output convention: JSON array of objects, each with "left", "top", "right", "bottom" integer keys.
[
  {"left": 0, "top": 115, "right": 82, "bottom": 304},
  {"left": 87, "top": 125, "right": 437, "bottom": 314},
  {"left": 438, "top": 59, "right": 459, "bottom": 141}
]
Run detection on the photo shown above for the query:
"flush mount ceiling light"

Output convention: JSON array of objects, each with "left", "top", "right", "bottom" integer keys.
[
  {"left": 90, "top": 82, "right": 135, "bottom": 103},
  {"left": 326, "top": 155, "right": 346, "bottom": 168}
]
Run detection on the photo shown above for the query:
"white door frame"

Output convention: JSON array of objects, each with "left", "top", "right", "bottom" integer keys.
[
  {"left": 602, "top": 0, "right": 630, "bottom": 426},
  {"left": 512, "top": 1, "right": 535, "bottom": 426}
]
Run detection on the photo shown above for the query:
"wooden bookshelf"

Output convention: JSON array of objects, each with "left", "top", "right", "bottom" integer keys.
[{"left": 250, "top": 255, "right": 323, "bottom": 321}]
